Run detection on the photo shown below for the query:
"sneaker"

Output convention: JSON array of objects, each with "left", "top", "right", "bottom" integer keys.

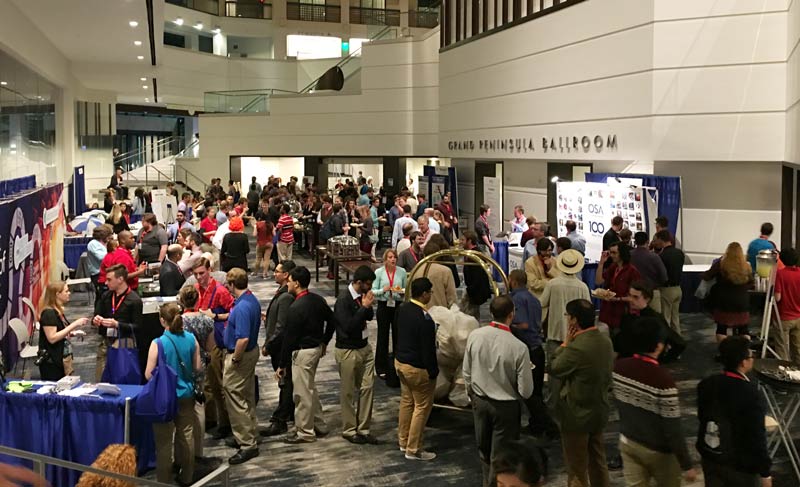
[
  {"left": 283, "top": 434, "right": 316, "bottom": 444},
  {"left": 399, "top": 447, "right": 406, "bottom": 452},
  {"left": 405, "top": 450, "right": 436, "bottom": 461}
]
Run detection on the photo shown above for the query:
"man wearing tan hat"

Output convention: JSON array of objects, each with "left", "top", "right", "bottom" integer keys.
[{"left": 540, "top": 249, "right": 591, "bottom": 410}]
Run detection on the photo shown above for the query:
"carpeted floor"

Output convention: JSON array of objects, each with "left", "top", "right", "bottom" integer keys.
[{"left": 45, "top": 247, "right": 799, "bottom": 486}]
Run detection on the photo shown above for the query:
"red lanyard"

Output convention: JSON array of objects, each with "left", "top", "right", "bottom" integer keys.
[
  {"left": 724, "top": 371, "right": 748, "bottom": 381},
  {"left": 111, "top": 289, "right": 131, "bottom": 316},
  {"left": 139, "top": 229, "right": 149, "bottom": 243},
  {"left": 295, "top": 290, "right": 310, "bottom": 301},
  {"left": 410, "top": 249, "right": 419, "bottom": 263},
  {"left": 387, "top": 267, "right": 396, "bottom": 288},
  {"left": 633, "top": 354, "right": 659, "bottom": 366},
  {"left": 489, "top": 321, "right": 511, "bottom": 332},
  {"left": 481, "top": 215, "right": 488, "bottom": 226}
]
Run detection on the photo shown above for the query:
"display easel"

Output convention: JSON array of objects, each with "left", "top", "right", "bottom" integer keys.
[{"left": 759, "top": 264, "right": 785, "bottom": 360}]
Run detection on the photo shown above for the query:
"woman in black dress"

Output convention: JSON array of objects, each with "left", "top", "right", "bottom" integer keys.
[
  {"left": 703, "top": 242, "right": 754, "bottom": 342},
  {"left": 103, "top": 189, "right": 115, "bottom": 213},
  {"left": 38, "top": 281, "right": 89, "bottom": 380},
  {"left": 107, "top": 203, "right": 129, "bottom": 235},
  {"left": 221, "top": 216, "right": 250, "bottom": 272}
]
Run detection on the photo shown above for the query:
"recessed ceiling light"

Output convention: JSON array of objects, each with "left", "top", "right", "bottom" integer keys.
[
  {"left": 137, "top": 55, "right": 144, "bottom": 60},
  {"left": 174, "top": 18, "right": 184, "bottom": 26},
  {"left": 143, "top": 85, "right": 149, "bottom": 90},
  {"left": 194, "top": 22, "right": 203, "bottom": 30},
  {"left": 0, "top": 81, "right": 6, "bottom": 86},
  {"left": 134, "top": 41, "right": 142, "bottom": 46},
  {"left": 140, "top": 77, "right": 147, "bottom": 81},
  {"left": 129, "top": 21, "right": 138, "bottom": 27}
]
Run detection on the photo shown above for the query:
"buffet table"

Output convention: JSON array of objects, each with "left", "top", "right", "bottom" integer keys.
[{"left": 0, "top": 383, "right": 155, "bottom": 486}]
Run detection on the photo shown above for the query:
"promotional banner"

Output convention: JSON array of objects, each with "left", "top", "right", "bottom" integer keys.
[
  {"left": 556, "top": 181, "right": 647, "bottom": 262},
  {"left": 0, "top": 184, "right": 65, "bottom": 368},
  {"left": 150, "top": 189, "right": 178, "bottom": 225},
  {"left": 483, "top": 176, "right": 501, "bottom": 236},
  {"left": 417, "top": 176, "right": 429, "bottom": 205}
]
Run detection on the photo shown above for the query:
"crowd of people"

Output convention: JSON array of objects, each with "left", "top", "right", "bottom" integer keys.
[{"left": 32, "top": 171, "right": 792, "bottom": 487}]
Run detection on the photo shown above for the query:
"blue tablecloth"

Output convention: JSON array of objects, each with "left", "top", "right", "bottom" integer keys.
[
  {"left": 0, "top": 384, "right": 155, "bottom": 487},
  {"left": 491, "top": 241, "right": 509, "bottom": 282},
  {"left": 64, "top": 236, "right": 91, "bottom": 270}
]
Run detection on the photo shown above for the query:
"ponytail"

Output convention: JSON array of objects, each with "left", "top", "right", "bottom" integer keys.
[{"left": 159, "top": 302, "right": 184, "bottom": 334}]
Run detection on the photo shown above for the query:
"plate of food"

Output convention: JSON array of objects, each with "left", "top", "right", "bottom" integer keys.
[
  {"left": 591, "top": 289, "right": 617, "bottom": 300},
  {"left": 392, "top": 286, "right": 405, "bottom": 294}
]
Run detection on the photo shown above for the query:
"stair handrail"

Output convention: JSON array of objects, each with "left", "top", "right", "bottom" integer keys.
[{"left": 115, "top": 135, "right": 184, "bottom": 167}]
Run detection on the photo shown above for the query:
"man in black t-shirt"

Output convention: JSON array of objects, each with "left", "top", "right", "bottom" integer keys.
[{"left": 653, "top": 230, "right": 685, "bottom": 337}]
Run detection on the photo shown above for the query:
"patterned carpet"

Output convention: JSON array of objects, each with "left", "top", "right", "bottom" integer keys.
[{"left": 46, "top": 247, "right": 797, "bottom": 486}]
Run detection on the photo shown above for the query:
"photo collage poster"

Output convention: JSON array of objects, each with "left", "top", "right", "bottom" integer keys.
[{"left": 556, "top": 181, "right": 647, "bottom": 262}]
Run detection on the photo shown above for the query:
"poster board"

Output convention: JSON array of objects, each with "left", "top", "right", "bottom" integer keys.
[
  {"left": 556, "top": 181, "right": 648, "bottom": 262},
  {"left": 0, "top": 184, "right": 65, "bottom": 368},
  {"left": 417, "top": 176, "right": 429, "bottom": 206},
  {"left": 150, "top": 189, "right": 178, "bottom": 225}
]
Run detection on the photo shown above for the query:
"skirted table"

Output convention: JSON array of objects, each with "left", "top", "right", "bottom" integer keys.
[{"left": 0, "top": 383, "right": 155, "bottom": 487}]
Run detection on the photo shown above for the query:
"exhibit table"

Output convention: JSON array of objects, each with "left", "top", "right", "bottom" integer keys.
[
  {"left": 0, "top": 383, "right": 155, "bottom": 487},
  {"left": 754, "top": 359, "right": 800, "bottom": 483},
  {"left": 64, "top": 236, "right": 91, "bottom": 270}
]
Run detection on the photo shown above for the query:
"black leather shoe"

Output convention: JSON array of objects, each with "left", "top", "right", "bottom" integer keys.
[
  {"left": 284, "top": 434, "right": 316, "bottom": 444},
  {"left": 314, "top": 427, "right": 329, "bottom": 438},
  {"left": 212, "top": 426, "right": 232, "bottom": 440},
  {"left": 260, "top": 422, "right": 288, "bottom": 437},
  {"left": 225, "top": 437, "right": 240, "bottom": 449},
  {"left": 228, "top": 448, "right": 259, "bottom": 465},
  {"left": 358, "top": 434, "right": 380, "bottom": 445},
  {"left": 607, "top": 454, "right": 623, "bottom": 471},
  {"left": 343, "top": 434, "right": 367, "bottom": 444}
]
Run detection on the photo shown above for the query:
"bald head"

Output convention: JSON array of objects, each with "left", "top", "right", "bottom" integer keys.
[
  {"left": 167, "top": 244, "right": 184, "bottom": 262},
  {"left": 118, "top": 231, "right": 134, "bottom": 249}
]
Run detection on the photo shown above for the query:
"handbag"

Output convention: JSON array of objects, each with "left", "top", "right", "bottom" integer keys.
[
  {"left": 695, "top": 278, "right": 715, "bottom": 300},
  {"left": 135, "top": 339, "right": 178, "bottom": 423},
  {"left": 100, "top": 323, "right": 142, "bottom": 385},
  {"left": 163, "top": 334, "right": 204, "bottom": 404}
]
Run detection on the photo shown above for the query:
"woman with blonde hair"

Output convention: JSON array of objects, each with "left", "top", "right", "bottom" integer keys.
[
  {"left": 145, "top": 302, "right": 200, "bottom": 485},
  {"left": 178, "top": 286, "right": 215, "bottom": 458},
  {"left": 371, "top": 248, "right": 407, "bottom": 379},
  {"left": 703, "top": 242, "right": 754, "bottom": 342},
  {"left": 107, "top": 203, "right": 129, "bottom": 235},
  {"left": 38, "top": 281, "right": 90, "bottom": 380}
]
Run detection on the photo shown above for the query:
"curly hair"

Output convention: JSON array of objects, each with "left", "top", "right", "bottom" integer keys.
[{"left": 76, "top": 444, "right": 137, "bottom": 487}]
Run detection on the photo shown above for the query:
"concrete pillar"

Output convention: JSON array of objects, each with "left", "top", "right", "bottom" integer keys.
[
  {"left": 274, "top": 29, "right": 288, "bottom": 60},
  {"left": 305, "top": 157, "right": 328, "bottom": 190},
  {"left": 400, "top": 0, "right": 410, "bottom": 29},
  {"left": 274, "top": 0, "right": 287, "bottom": 23},
  {"left": 341, "top": 0, "right": 350, "bottom": 26},
  {"left": 382, "top": 157, "right": 406, "bottom": 199}
]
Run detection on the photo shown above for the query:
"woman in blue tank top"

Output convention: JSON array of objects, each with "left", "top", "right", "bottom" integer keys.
[{"left": 145, "top": 302, "right": 200, "bottom": 485}]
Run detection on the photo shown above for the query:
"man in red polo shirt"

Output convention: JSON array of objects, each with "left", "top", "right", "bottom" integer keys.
[
  {"left": 776, "top": 248, "right": 800, "bottom": 365},
  {"left": 98, "top": 231, "right": 146, "bottom": 290},
  {"left": 192, "top": 257, "right": 236, "bottom": 439}
]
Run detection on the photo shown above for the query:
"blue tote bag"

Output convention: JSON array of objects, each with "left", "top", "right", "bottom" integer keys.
[
  {"left": 135, "top": 339, "right": 178, "bottom": 423},
  {"left": 101, "top": 324, "right": 142, "bottom": 385}
]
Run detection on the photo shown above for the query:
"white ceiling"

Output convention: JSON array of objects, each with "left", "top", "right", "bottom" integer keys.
[{"left": 11, "top": 0, "right": 152, "bottom": 64}]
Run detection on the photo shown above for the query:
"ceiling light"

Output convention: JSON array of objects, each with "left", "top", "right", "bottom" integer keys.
[
  {"left": 174, "top": 18, "right": 184, "bottom": 26},
  {"left": 145, "top": 98, "right": 150, "bottom": 102},
  {"left": 0, "top": 81, "right": 6, "bottom": 86},
  {"left": 137, "top": 55, "right": 144, "bottom": 60},
  {"left": 550, "top": 176, "right": 560, "bottom": 183},
  {"left": 129, "top": 21, "right": 138, "bottom": 27},
  {"left": 134, "top": 41, "right": 142, "bottom": 46},
  {"left": 194, "top": 22, "right": 203, "bottom": 30},
  {"left": 140, "top": 77, "right": 147, "bottom": 81},
  {"left": 143, "top": 85, "right": 148, "bottom": 89},
  {"left": 212, "top": 27, "right": 221, "bottom": 35}
]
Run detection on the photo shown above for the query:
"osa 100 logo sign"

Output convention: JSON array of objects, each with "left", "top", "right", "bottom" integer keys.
[{"left": 589, "top": 221, "right": 605, "bottom": 235}]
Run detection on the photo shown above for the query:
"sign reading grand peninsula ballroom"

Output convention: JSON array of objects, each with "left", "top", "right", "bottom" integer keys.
[{"left": 447, "top": 134, "right": 618, "bottom": 154}]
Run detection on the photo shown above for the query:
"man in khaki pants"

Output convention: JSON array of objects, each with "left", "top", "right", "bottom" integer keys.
[
  {"left": 221, "top": 268, "right": 261, "bottom": 465},
  {"left": 277, "top": 266, "right": 337, "bottom": 443},
  {"left": 333, "top": 266, "right": 379, "bottom": 444},
  {"left": 653, "top": 231, "right": 685, "bottom": 336},
  {"left": 394, "top": 278, "right": 439, "bottom": 461}
]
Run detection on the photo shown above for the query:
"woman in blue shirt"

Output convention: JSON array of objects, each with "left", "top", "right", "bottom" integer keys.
[
  {"left": 371, "top": 248, "right": 407, "bottom": 378},
  {"left": 145, "top": 302, "right": 200, "bottom": 485}
]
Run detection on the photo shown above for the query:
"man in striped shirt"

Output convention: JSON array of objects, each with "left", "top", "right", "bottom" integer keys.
[
  {"left": 276, "top": 204, "right": 295, "bottom": 261},
  {"left": 612, "top": 317, "right": 697, "bottom": 486}
]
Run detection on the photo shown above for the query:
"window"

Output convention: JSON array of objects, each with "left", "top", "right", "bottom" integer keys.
[
  {"left": 360, "top": 0, "right": 385, "bottom": 8},
  {"left": 164, "top": 32, "right": 186, "bottom": 48}
]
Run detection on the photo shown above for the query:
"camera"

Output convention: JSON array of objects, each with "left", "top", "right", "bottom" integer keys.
[{"left": 34, "top": 349, "right": 52, "bottom": 367}]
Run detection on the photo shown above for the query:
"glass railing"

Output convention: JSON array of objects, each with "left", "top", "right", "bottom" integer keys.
[
  {"left": 166, "top": 0, "right": 219, "bottom": 15},
  {"left": 286, "top": 2, "right": 341, "bottom": 22},
  {"left": 409, "top": 4, "right": 440, "bottom": 28},
  {"left": 203, "top": 89, "right": 296, "bottom": 113},
  {"left": 225, "top": 0, "right": 273, "bottom": 18},
  {"left": 350, "top": 6, "right": 400, "bottom": 26}
]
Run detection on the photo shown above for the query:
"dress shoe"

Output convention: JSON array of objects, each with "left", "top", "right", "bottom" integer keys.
[
  {"left": 343, "top": 434, "right": 367, "bottom": 444},
  {"left": 260, "top": 422, "right": 288, "bottom": 437},
  {"left": 284, "top": 434, "right": 316, "bottom": 444},
  {"left": 228, "top": 448, "right": 259, "bottom": 465},
  {"left": 607, "top": 454, "right": 623, "bottom": 471},
  {"left": 358, "top": 434, "right": 380, "bottom": 445},
  {"left": 212, "top": 426, "right": 232, "bottom": 440},
  {"left": 225, "top": 437, "right": 240, "bottom": 449},
  {"left": 314, "top": 427, "right": 329, "bottom": 438}
]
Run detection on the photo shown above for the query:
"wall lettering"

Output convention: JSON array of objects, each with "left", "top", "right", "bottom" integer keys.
[{"left": 447, "top": 134, "right": 618, "bottom": 154}]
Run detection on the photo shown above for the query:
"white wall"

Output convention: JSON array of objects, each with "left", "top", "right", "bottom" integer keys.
[
  {"left": 240, "top": 156, "right": 305, "bottom": 185},
  {"left": 787, "top": 0, "right": 800, "bottom": 163},
  {"left": 439, "top": 0, "right": 788, "bottom": 163}
]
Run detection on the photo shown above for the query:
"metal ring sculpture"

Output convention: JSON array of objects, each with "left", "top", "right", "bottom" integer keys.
[{"left": 404, "top": 247, "right": 509, "bottom": 300}]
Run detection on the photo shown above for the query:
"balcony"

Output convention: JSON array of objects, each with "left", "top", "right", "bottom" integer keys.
[
  {"left": 349, "top": 6, "right": 400, "bottom": 26},
  {"left": 409, "top": 7, "right": 439, "bottom": 28},
  {"left": 225, "top": 0, "right": 273, "bottom": 19},
  {"left": 287, "top": 2, "right": 342, "bottom": 22},
  {"left": 166, "top": 0, "right": 219, "bottom": 15}
]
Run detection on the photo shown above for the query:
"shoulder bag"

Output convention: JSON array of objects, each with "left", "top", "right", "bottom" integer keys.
[{"left": 135, "top": 339, "right": 178, "bottom": 422}]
